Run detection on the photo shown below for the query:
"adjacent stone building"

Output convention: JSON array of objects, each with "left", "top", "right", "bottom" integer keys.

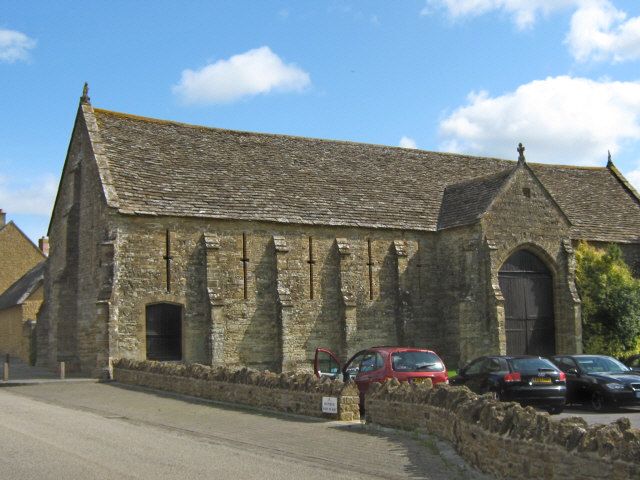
[
  {"left": 0, "top": 211, "right": 47, "bottom": 362},
  {"left": 37, "top": 91, "right": 640, "bottom": 376},
  {"left": 0, "top": 210, "right": 46, "bottom": 295},
  {"left": 0, "top": 262, "right": 45, "bottom": 363}
]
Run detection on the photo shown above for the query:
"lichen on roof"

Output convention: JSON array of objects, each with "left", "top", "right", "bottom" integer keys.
[{"left": 83, "top": 107, "right": 640, "bottom": 243}]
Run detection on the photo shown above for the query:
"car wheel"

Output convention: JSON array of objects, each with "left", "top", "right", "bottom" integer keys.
[
  {"left": 487, "top": 389, "right": 502, "bottom": 401},
  {"left": 590, "top": 391, "right": 606, "bottom": 412},
  {"left": 546, "top": 406, "right": 564, "bottom": 415}
]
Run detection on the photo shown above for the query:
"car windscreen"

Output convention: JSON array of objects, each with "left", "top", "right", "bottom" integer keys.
[
  {"left": 576, "top": 356, "right": 630, "bottom": 373},
  {"left": 510, "top": 357, "right": 557, "bottom": 373},
  {"left": 391, "top": 351, "right": 444, "bottom": 372}
]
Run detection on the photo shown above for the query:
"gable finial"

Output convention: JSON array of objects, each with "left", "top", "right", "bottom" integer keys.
[
  {"left": 607, "top": 150, "right": 613, "bottom": 167},
  {"left": 80, "top": 82, "right": 91, "bottom": 105},
  {"left": 517, "top": 143, "right": 526, "bottom": 164}
]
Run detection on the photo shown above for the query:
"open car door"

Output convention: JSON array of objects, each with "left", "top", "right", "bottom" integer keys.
[{"left": 314, "top": 348, "right": 342, "bottom": 379}]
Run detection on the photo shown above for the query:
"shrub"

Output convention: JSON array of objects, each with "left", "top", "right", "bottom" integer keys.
[{"left": 575, "top": 242, "right": 640, "bottom": 357}]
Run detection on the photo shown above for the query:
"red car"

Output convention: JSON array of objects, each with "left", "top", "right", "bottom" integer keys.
[{"left": 314, "top": 346, "right": 449, "bottom": 409}]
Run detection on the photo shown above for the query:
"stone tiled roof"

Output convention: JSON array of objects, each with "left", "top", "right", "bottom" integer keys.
[
  {"left": 438, "top": 167, "right": 515, "bottom": 230},
  {"left": 0, "top": 261, "right": 45, "bottom": 311},
  {"left": 530, "top": 165, "right": 640, "bottom": 243},
  {"left": 87, "top": 107, "right": 640, "bottom": 243}
]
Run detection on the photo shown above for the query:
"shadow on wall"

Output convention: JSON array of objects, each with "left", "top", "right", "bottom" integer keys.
[
  {"left": 241, "top": 241, "right": 279, "bottom": 371},
  {"left": 307, "top": 241, "right": 343, "bottom": 364}
]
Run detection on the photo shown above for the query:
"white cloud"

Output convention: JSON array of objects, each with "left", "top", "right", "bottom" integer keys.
[
  {"left": 173, "top": 46, "right": 311, "bottom": 105},
  {"left": 438, "top": 76, "right": 640, "bottom": 166},
  {"left": 566, "top": 0, "right": 640, "bottom": 63},
  {"left": 624, "top": 168, "right": 640, "bottom": 191},
  {"left": 424, "top": 0, "right": 577, "bottom": 30},
  {"left": 426, "top": 0, "right": 640, "bottom": 63},
  {"left": 0, "top": 28, "right": 36, "bottom": 63},
  {"left": 399, "top": 136, "right": 417, "bottom": 149},
  {"left": 0, "top": 174, "right": 57, "bottom": 215}
]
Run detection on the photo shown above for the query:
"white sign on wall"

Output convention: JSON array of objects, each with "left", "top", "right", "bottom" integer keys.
[{"left": 322, "top": 396, "right": 338, "bottom": 414}]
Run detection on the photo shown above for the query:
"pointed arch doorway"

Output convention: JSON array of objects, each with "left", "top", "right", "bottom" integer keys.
[{"left": 498, "top": 250, "right": 555, "bottom": 356}]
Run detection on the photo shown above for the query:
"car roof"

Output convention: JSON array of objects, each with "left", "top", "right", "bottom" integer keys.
[
  {"left": 370, "top": 346, "right": 437, "bottom": 354},
  {"left": 553, "top": 354, "right": 614, "bottom": 358},
  {"left": 486, "top": 355, "right": 546, "bottom": 360}
]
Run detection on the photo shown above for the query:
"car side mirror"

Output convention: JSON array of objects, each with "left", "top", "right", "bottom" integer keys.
[{"left": 566, "top": 368, "right": 579, "bottom": 376}]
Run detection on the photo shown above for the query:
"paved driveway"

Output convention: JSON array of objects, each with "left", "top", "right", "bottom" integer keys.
[
  {"left": 1, "top": 382, "right": 492, "bottom": 480},
  {"left": 555, "top": 404, "right": 640, "bottom": 427}
]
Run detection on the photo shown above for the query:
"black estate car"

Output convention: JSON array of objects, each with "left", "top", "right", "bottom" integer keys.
[
  {"left": 450, "top": 355, "right": 566, "bottom": 414},
  {"left": 551, "top": 355, "right": 640, "bottom": 411}
]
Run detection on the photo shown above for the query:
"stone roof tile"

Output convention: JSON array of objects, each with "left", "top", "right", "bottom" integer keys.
[
  {"left": 438, "top": 167, "right": 516, "bottom": 230},
  {"left": 89, "top": 108, "right": 640, "bottom": 243},
  {"left": 0, "top": 261, "right": 45, "bottom": 311}
]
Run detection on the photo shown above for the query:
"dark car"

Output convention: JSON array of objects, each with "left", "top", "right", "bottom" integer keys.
[
  {"left": 622, "top": 354, "right": 640, "bottom": 374},
  {"left": 314, "top": 346, "right": 449, "bottom": 410},
  {"left": 551, "top": 355, "right": 640, "bottom": 411},
  {"left": 450, "top": 355, "right": 566, "bottom": 414}
]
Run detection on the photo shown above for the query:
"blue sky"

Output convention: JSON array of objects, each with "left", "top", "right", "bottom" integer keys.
[{"left": 2, "top": 0, "right": 640, "bottom": 242}]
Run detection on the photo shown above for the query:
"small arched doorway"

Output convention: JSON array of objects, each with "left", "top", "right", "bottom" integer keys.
[
  {"left": 146, "top": 303, "right": 182, "bottom": 361},
  {"left": 498, "top": 250, "right": 555, "bottom": 356}
]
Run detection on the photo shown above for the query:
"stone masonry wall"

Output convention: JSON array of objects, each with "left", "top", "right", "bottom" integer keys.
[
  {"left": 431, "top": 225, "right": 488, "bottom": 368},
  {"left": 37, "top": 107, "right": 113, "bottom": 375},
  {"left": 481, "top": 165, "right": 581, "bottom": 357},
  {"left": 112, "top": 358, "right": 360, "bottom": 420},
  {"left": 112, "top": 215, "right": 426, "bottom": 373},
  {"left": 37, "top": 114, "right": 83, "bottom": 370},
  {"left": 76, "top": 109, "right": 113, "bottom": 375},
  {"left": 0, "top": 304, "right": 35, "bottom": 363},
  {"left": 366, "top": 381, "right": 640, "bottom": 480},
  {"left": 0, "top": 223, "right": 44, "bottom": 295}
]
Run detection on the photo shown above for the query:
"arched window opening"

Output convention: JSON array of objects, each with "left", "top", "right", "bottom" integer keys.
[{"left": 146, "top": 303, "right": 182, "bottom": 361}]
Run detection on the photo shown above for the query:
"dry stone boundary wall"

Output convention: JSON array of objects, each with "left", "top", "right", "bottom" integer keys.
[
  {"left": 366, "top": 380, "right": 640, "bottom": 480},
  {"left": 112, "top": 359, "right": 360, "bottom": 420},
  {"left": 113, "top": 360, "right": 640, "bottom": 479}
]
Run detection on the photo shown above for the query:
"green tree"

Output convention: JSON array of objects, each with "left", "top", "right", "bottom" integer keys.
[{"left": 575, "top": 242, "right": 640, "bottom": 356}]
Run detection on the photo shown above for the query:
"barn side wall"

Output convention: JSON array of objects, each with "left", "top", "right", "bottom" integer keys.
[{"left": 110, "top": 215, "right": 430, "bottom": 373}]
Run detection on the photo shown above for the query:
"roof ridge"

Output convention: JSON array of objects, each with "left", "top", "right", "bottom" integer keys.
[
  {"left": 76, "top": 104, "right": 640, "bottom": 243},
  {"left": 93, "top": 108, "right": 516, "bottom": 163},
  {"left": 529, "top": 162, "right": 607, "bottom": 171},
  {"left": 606, "top": 160, "right": 640, "bottom": 206},
  {"left": 0, "top": 221, "right": 46, "bottom": 258},
  {"left": 444, "top": 165, "right": 515, "bottom": 189}
]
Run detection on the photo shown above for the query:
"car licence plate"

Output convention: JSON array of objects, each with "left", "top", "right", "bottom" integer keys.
[
  {"left": 532, "top": 377, "right": 552, "bottom": 384},
  {"left": 412, "top": 378, "right": 429, "bottom": 384}
]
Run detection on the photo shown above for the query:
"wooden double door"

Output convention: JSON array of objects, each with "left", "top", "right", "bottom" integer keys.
[{"left": 498, "top": 250, "right": 555, "bottom": 357}]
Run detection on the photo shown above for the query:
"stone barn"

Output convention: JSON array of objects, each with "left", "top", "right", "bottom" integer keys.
[{"left": 37, "top": 90, "right": 640, "bottom": 376}]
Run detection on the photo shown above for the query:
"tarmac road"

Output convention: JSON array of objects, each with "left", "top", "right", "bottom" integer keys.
[
  {"left": 555, "top": 404, "right": 640, "bottom": 427},
  {"left": 0, "top": 382, "right": 492, "bottom": 480}
]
